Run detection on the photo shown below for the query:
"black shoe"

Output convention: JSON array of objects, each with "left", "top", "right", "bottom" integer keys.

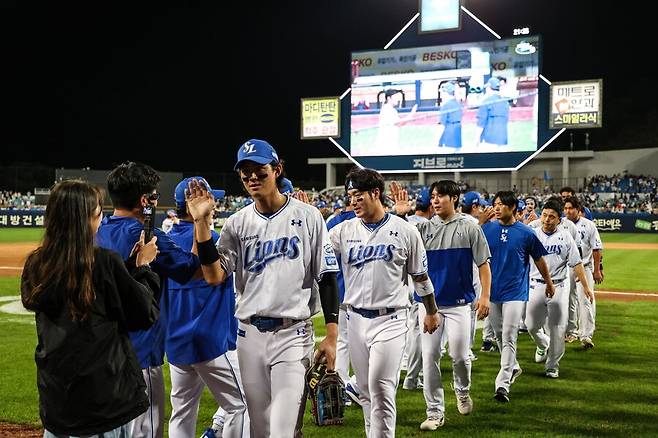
[
  {"left": 481, "top": 340, "right": 496, "bottom": 352},
  {"left": 510, "top": 367, "right": 523, "bottom": 384},
  {"left": 494, "top": 387, "right": 509, "bottom": 402}
]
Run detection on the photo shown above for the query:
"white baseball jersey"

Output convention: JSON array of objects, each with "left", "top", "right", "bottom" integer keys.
[
  {"left": 218, "top": 196, "right": 339, "bottom": 320},
  {"left": 406, "top": 215, "right": 430, "bottom": 298},
  {"left": 528, "top": 217, "right": 580, "bottom": 246},
  {"left": 572, "top": 217, "right": 603, "bottom": 267},
  {"left": 530, "top": 227, "right": 581, "bottom": 282},
  {"left": 329, "top": 214, "right": 429, "bottom": 309}
]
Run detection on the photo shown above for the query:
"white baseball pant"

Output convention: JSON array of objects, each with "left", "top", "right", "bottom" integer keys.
[
  {"left": 470, "top": 282, "right": 482, "bottom": 348},
  {"left": 168, "top": 350, "right": 249, "bottom": 438},
  {"left": 525, "top": 281, "right": 568, "bottom": 371},
  {"left": 336, "top": 306, "right": 352, "bottom": 385},
  {"left": 566, "top": 269, "right": 580, "bottom": 336},
  {"left": 237, "top": 319, "right": 314, "bottom": 438},
  {"left": 577, "top": 267, "right": 596, "bottom": 339},
  {"left": 488, "top": 301, "right": 525, "bottom": 392},
  {"left": 418, "top": 303, "right": 471, "bottom": 417},
  {"left": 348, "top": 307, "right": 407, "bottom": 438},
  {"left": 130, "top": 366, "right": 165, "bottom": 438},
  {"left": 403, "top": 302, "right": 423, "bottom": 387}
]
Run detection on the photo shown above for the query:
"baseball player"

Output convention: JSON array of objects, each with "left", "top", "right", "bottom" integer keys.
[
  {"left": 476, "top": 77, "right": 510, "bottom": 147},
  {"left": 525, "top": 197, "right": 594, "bottom": 378},
  {"left": 482, "top": 191, "right": 553, "bottom": 403},
  {"left": 166, "top": 177, "right": 249, "bottom": 438},
  {"left": 329, "top": 168, "right": 440, "bottom": 437},
  {"left": 402, "top": 187, "right": 432, "bottom": 391},
  {"left": 410, "top": 180, "right": 492, "bottom": 430},
  {"left": 437, "top": 82, "right": 463, "bottom": 148},
  {"left": 185, "top": 139, "right": 340, "bottom": 438},
  {"left": 564, "top": 196, "right": 604, "bottom": 348},
  {"left": 96, "top": 162, "right": 207, "bottom": 438}
]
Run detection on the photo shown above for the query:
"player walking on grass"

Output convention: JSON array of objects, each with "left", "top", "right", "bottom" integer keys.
[
  {"left": 525, "top": 198, "right": 594, "bottom": 378},
  {"left": 482, "top": 191, "right": 553, "bottom": 403},
  {"left": 329, "top": 168, "right": 440, "bottom": 437},
  {"left": 394, "top": 180, "right": 491, "bottom": 430},
  {"left": 186, "top": 139, "right": 340, "bottom": 438}
]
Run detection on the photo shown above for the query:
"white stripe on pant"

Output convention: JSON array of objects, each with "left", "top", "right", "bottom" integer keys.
[
  {"left": 418, "top": 303, "right": 471, "bottom": 417},
  {"left": 525, "top": 282, "right": 568, "bottom": 371},
  {"left": 487, "top": 301, "right": 525, "bottom": 392},
  {"left": 131, "top": 366, "right": 165, "bottom": 438},
  {"left": 348, "top": 307, "right": 407, "bottom": 438},
  {"left": 168, "top": 350, "right": 249, "bottom": 438}
]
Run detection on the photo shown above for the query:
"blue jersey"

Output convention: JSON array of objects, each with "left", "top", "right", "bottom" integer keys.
[
  {"left": 482, "top": 220, "right": 547, "bottom": 303},
  {"left": 326, "top": 210, "right": 357, "bottom": 303},
  {"left": 439, "top": 98, "right": 463, "bottom": 148},
  {"left": 166, "top": 222, "right": 237, "bottom": 365},
  {"left": 96, "top": 215, "right": 200, "bottom": 368},
  {"left": 477, "top": 94, "right": 509, "bottom": 145}
]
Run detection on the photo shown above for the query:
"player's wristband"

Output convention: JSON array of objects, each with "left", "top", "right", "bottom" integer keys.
[
  {"left": 197, "top": 238, "right": 220, "bottom": 265},
  {"left": 413, "top": 277, "right": 434, "bottom": 297}
]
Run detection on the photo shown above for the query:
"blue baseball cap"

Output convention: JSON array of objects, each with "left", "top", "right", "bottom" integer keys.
[
  {"left": 486, "top": 77, "right": 501, "bottom": 91},
  {"left": 333, "top": 202, "right": 342, "bottom": 210},
  {"left": 517, "top": 199, "right": 526, "bottom": 212},
  {"left": 416, "top": 187, "right": 431, "bottom": 208},
  {"left": 175, "top": 177, "right": 225, "bottom": 209},
  {"left": 166, "top": 209, "right": 177, "bottom": 217},
  {"left": 440, "top": 82, "right": 456, "bottom": 95},
  {"left": 462, "top": 191, "right": 485, "bottom": 207},
  {"left": 280, "top": 178, "right": 294, "bottom": 194},
  {"left": 234, "top": 139, "right": 280, "bottom": 171},
  {"left": 583, "top": 206, "right": 593, "bottom": 220},
  {"left": 317, "top": 200, "right": 328, "bottom": 208}
]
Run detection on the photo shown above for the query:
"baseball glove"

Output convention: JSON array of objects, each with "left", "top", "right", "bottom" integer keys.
[{"left": 305, "top": 361, "right": 346, "bottom": 426}]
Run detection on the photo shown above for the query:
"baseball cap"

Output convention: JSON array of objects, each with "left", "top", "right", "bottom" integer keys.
[
  {"left": 234, "top": 139, "right": 280, "bottom": 171},
  {"left": 174, "top": 177, "right": 225, "bottom": 209},
  {"left": 462, "top": 191, "right": 485, "bottom": 207},
  {"left": 317, "top": 200, "right": 328, "bottom": 208},
  {"left": 333, "top": 202, "right": 342, "bottom": 210},
  {"left": 440, "top": 82, "right": 456, "bottom": 95},
  {"left": 583, "top": 206, "right": 593, "bottom": 220},
  {"left": 166, "top": 209, "right": 177, "bottom": 217},
  {"left": 416, "top": 187, "right": 431, "bottom": 208},
  {"left": 486, "top": 77, "right": 501, "bottom": 91},
  {"left": 517, "top": 199, "right": 526, "bottom": 212},
  {"left": 280, "top": 178, "right": 294, "bottom": 194}
]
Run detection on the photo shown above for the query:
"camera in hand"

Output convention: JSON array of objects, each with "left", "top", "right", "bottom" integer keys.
[{"left": 143, "top": 205, "right": 155, "bottom": 243}]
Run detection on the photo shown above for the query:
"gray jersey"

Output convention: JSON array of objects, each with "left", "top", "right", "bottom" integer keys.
[
  {"left": 530, "top": 226, "right": 581, "bottom": 281},
  {"left": 330, "top": 214, "right": 429, "bottom": 309},
  {"left": 572, "top": 217, "right": 603, "bottom": 267},
  {"left": 218, "top": 196, "right": 339, "bottom": 320},
  {"left": 462, "top": 213, "right": 483, "bottom": 292}
]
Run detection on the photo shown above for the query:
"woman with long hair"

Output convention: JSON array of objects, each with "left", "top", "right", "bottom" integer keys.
[{"left": 21, "top": 179, "right": 161, "bottom": 438}]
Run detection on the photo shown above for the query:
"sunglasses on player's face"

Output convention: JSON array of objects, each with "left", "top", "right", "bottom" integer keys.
[{"left": 144, "top": 191, "right": 160, "bottom": 202}]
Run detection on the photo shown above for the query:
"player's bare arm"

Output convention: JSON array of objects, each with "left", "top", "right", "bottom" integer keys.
[
  {"left": 314, "top": 272, "right": 340, "bottom": 371},
  {"left": 474, "top": 261, "right": 491, "bottom": 319},
  {"left": 186, "top": 179, "right": 228, "bottom": 285},
  {"left": 534, "top": 256, "right": 555, "bottom": 297},
  {"left": 412, "top": 273, "right": 441, "bottom": 334},
  {"left": 593, "top": 249, "right": 604, "bottom": 284},
  {"left": 572, "top": 263, "right": 594, "bottom": 302}
]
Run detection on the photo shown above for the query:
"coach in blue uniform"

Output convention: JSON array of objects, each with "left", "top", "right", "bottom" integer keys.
[
  {"left": 438, "top": 82, "right": 463, "bottom": 148},
  {"left": 96, "top": 162, "right": 202, "bottom": 438},
  {"left": 166, "top": 177, "right": 248, "bottom": 438},
  {"left": 482, "top": 191, "right": 554, "bottom": 403},
  {"left": 476, "top": 77, "right": 510, "bottom": 146}
]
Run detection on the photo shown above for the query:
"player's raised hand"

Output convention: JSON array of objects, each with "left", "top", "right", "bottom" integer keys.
[
  {"left": 479, "top": 206, "right": 496, "bottom": 225},
  {"left": 390, "top": 181, "right": 411, "bottom": 216},
  {"left": 186, "top": 179, "right": 215, "bottom": 221},
  {"left": 474, "top": 296, "right": 490, "bottom": 320},
  {"left": 293, "top": 189, "right": 311, "bottom": 205}
]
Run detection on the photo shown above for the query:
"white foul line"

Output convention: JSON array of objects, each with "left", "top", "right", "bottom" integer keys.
[
  {"left": 340, "top": 88, "right": 351, "bottom": 100},
  {"left": 328, "top": 137, "right": 364, "bottom": 169},
  {"left": 539, "top": 74, "right": 552, "bottom": 86},
  {"left": 514, "top": 128, "right": 566, "bottom": 171},
  {"left": 0, "top": 266, "right": 22, "bottom": 270},
  {"left": 384, "top": 13, "right": 420, "bottom": 50},
  {"left": 597, "top": 290, "right": 658, "bottom": 298},
  {"left": 461, "top": 6, "right": 501, "bottom": 39}
]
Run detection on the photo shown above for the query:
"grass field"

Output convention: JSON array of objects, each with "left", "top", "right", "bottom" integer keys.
[{"left": 1, "top": 229, "right": 658, "bottom": 436}]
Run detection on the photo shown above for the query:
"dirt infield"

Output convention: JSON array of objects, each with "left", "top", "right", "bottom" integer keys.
[
  {"left": 0, "top": 422, "right": 41, "bottom": 437},
  {"left": 0, "top": 243, "right": 36, "bottom": 278},
  {"left": 604, "top": 242, "right": 658, "bottom": 250}
]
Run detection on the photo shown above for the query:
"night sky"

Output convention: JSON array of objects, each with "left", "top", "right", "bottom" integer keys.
[{"left": 2, "top": 1, "right": 656, "bottom": 180}]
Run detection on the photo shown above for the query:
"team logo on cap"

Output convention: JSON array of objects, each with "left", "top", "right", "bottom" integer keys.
[
  {"left": 347, "top": 180, "right": 354, "bottom": 190},
  {"left": 243, "top": 142, "right": 256, "bottom": 154}
]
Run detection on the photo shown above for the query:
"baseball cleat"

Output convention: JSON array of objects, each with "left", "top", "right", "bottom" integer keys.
[
  {"left": 494, "top": 387, "right": 509, "bottom": 403},
  {"left": 345, "top": 382, "right": 363, "bottom": 406},
  {"left": 545, "top": 368, "right": 559, "bottom": 379},
  {"left": 456, "top": 391, "right": 473, "bottom": 415},
  {"left": 564, "top": 334, "right": 578, "bottom": 343},
  {"left": 199, "top": 428, "right": 219, "bottom": 438},
  {"left": 403, "top": 377, "right": 423, "bottom": 390},
  {"left": 510, "top": 367, "right": 523, "bottom": 384},
  {"left": 581, "top": 337, "right": 594, "bottom": 349},
  {"left": 468, "top": 350, "right": 478, "bottom": 361},
  {"left": 534, "top": 347, "right": 547, "bottom": 363},
  {"left": 480, "top": 340, "right": 498, "bottom": 352},
  {"left": 420, "top": 414, "right": 445, "bottom": 430}
]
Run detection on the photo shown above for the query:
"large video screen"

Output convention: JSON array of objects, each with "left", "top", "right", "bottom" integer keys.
[{"left": 350, "top": 36, "right": 540, "bottom": 157}]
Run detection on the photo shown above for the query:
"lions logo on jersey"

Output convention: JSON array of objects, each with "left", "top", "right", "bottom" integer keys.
[
  {"left": 244, "top": 236, "right": 301, "bottom": 273},
  {"left": 347, "top": 243, "right": 395, "bottom": 269}
]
